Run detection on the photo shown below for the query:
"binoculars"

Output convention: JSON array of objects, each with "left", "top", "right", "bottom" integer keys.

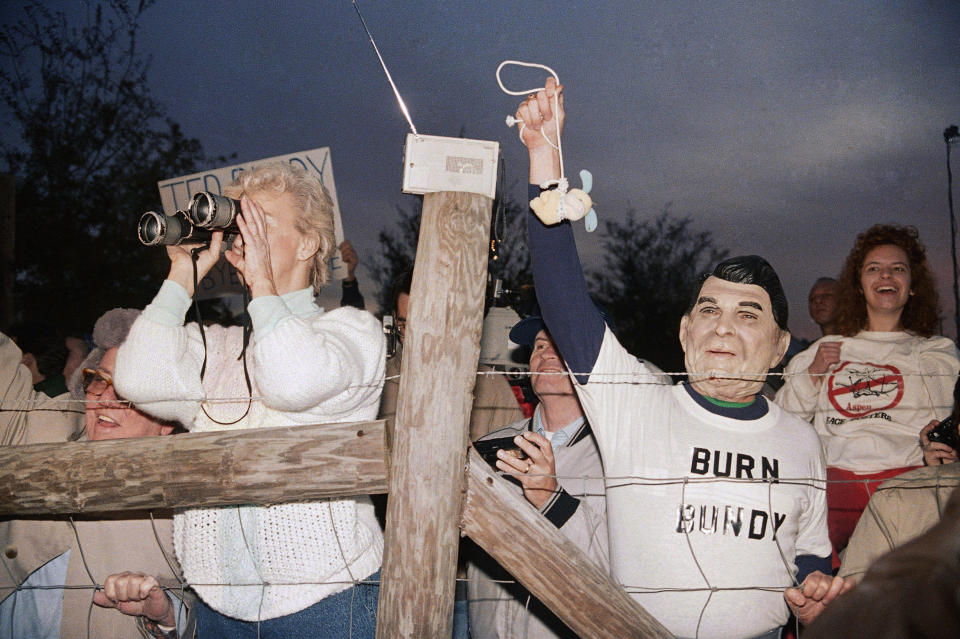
[{"left": 138, "top": 192, "right": 241, "bottom": 246}]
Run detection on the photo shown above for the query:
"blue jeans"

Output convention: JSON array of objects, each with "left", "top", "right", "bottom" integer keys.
[
  {"left": 452, "top": 587, "right": 469, "bottom": 639},
  {"left": 195, "top": 570, "right": 380, "bottom": 639}
]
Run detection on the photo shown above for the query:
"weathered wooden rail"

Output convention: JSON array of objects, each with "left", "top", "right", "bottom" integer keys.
[{"left": 0, "top": 420, "right": 387, "bottom": 515}]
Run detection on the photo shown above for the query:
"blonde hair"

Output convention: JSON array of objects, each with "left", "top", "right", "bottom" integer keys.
[{"left": 224, "top": 162, "right": 335, "bottom": 289}]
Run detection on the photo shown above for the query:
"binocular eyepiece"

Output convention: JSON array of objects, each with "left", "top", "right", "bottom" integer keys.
[{"left": 138, "top": 192, "right": 242, "bottom": 246}]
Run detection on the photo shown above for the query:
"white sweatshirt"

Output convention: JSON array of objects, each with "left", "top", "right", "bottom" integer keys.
[{"left": 777, "top": 331, "right": 959, "bottom": 472}]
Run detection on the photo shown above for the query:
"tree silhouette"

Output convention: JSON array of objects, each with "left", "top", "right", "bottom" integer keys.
[
  {"left": 368, "top": 197, "right": 421, "bottom": 314},
  {"left": 587, "top": 206, "right": 728, "bottom": 377},
  {"left": 1, "top": 0, "right": 225, "bottom": 332}
]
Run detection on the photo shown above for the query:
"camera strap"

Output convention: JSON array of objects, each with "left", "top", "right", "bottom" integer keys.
[
  {"left": 190, "top": 247, "right": 254, "bottom": 426},
  {"left": 190, "top": 248, "right": 209, "bottom": 380}
]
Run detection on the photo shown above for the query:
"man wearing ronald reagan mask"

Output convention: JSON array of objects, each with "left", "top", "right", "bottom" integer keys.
[{"left": 513, "top": 77, "right": 851, "bottom": 638}]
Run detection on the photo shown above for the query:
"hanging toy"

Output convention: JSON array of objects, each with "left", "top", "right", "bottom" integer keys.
[
  {"left": 529, "top": 169, "right": 597, "bottom": 231},
  {"left": 497, "top": 61, "right": 599, "bottom": 232}
]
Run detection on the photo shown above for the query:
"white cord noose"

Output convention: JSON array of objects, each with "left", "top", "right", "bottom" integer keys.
[
  {"left": 496, "top": 61, "right": 597, "bottom": 230},
  {"left": 496, "top": 60, "right": 567, "bottom": 192}
]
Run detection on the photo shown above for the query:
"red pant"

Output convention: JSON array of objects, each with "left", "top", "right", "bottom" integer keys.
[{"left": 826, "top": 465, "right": 919, "bottom": 569}]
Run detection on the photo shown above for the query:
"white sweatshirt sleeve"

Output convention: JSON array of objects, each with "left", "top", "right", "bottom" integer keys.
[{"left": 114, "top": 280, "right": 210, "bottom": 426}]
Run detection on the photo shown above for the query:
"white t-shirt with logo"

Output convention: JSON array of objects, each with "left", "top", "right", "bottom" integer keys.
[{"left": 777, "top": 331, "right": 960, "bottom": 472}]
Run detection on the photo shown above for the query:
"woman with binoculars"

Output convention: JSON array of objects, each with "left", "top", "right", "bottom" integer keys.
[{"left": 115, "top": 162, "right": 386, "bottom": 638}]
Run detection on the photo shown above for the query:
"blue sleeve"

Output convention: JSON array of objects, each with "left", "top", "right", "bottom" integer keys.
[
  {"left": 527, "top": 184, "right": 606, "bottom": 383},
  {"left": 340, "top": 279, "right": 366, "bottom": 310},
  {"left": 796, "top": 554, "right": 832, "bottom": 584}
]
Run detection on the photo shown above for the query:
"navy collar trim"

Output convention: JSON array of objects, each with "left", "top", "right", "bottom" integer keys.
[{"left": 682, "top": 382, "right": 769, "bottom": 420}]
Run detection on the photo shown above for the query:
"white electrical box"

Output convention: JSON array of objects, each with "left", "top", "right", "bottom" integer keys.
[{"left": 402, "top": 134, "right": 500, "bottom": 199}]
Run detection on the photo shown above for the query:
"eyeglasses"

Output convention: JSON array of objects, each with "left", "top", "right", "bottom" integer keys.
[{"left": 81, "top": 368, "right": 114, "bottom": 396}]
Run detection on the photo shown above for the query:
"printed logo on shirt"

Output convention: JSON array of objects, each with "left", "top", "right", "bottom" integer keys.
[
  {"left": 675, "top": 502, "right": 787, "bottom": 540},
  {"left": 689, "top": 447, "right": 780, "bottom": 481},
  {"left": 677, "top": 448, "right": 787, "bottom": 540},
  {"left": 827, "top": 361, "right": 904, "bottom": 418}
]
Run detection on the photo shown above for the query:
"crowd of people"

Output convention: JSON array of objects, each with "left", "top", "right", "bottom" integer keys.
[{"left": 2, "top": 86, "right": 959, "bottom": 639}]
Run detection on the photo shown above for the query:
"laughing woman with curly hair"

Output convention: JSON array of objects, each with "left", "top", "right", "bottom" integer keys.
[{"left": 777, "top": 224, "right": 960, "bottom": 564}]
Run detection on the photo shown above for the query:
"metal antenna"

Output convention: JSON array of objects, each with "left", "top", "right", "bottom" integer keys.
[{"left": 352, "top": 0, "right": 418, "bottom": 135}]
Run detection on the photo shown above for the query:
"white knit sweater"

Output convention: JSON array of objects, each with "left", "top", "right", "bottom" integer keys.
[{"left": 115, "top": 281, "right": 386, "bottom": 621}]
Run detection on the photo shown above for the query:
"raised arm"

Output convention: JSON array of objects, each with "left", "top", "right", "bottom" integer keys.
[
  {"left": 917, "top": 336, "right": 960, "bottom": 419},
  {"left": 338, "top": 239, "right": 366, "bottom": 310},
  {"left": 249, "top": 305, "right": 385, "bottom": 415},
  {"left": 113, "top": 281, "right": 208, "bottom": 426},
  {"left": 520, "top": 78, "right": 605, "bottom": 381},
  {"left": 775, "top": 340, "right": 826, "bottom": 421}
]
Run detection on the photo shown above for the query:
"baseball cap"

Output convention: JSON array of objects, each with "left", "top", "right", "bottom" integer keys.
[{"left": 509, "top": 303, "right": 614, "bottom": 348}]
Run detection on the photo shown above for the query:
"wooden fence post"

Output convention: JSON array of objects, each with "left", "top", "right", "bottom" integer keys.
[{"left": 376, "top": 191, "right": 492, "bottom": 638}]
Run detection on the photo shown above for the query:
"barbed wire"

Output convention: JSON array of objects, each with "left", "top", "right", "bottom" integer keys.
[
  {"left": 8, "top": 464, "right": 956, "bottom": 637},
  {"left": 3, "top": 466, "right": 958, "bottom": 638},
  {"left": 2, "top": 361, "right": 957, "bottom": 639},
  {"left": 1, "top": 365, "right": 955, "bottom": 411}
]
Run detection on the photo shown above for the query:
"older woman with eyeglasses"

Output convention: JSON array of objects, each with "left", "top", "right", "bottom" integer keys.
[
  {"left": 114, "top": 163, "right": 386, "bottom": 638},
  {"left": 1, "top": 308, "right": 191, "bottom": 639},
  {"left": 79, "top": 350, "right": 176, "bottom": 441}
]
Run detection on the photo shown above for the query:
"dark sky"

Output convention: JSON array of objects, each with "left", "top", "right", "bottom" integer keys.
[{"left": 6, "top": 1, "right": 960, "bottom": 339}]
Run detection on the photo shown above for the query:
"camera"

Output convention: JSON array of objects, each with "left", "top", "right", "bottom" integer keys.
[
  {"left": 137, "top": 192, "right": 241, "bottom": 246},
  {"left": 382, "top": 315, "right": 399, "bottom": 359},
  {"left": 473, "top": 435, "right": 528, "bottom": 468},
  {"left": 927, "top": 416, "right": 959, "bottom": 452}
]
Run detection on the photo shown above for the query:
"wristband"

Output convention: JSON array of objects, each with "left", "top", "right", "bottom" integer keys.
[{"left": 140, "top": 616, "right": 178, "bottom": 639}]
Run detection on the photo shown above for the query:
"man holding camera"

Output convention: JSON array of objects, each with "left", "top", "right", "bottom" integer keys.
[
  {"left": 467, "top": 317, "right": 607, "bottom": 639},
  {"left": 514, "top": 78, "right": 851, "bottom": 636}
]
